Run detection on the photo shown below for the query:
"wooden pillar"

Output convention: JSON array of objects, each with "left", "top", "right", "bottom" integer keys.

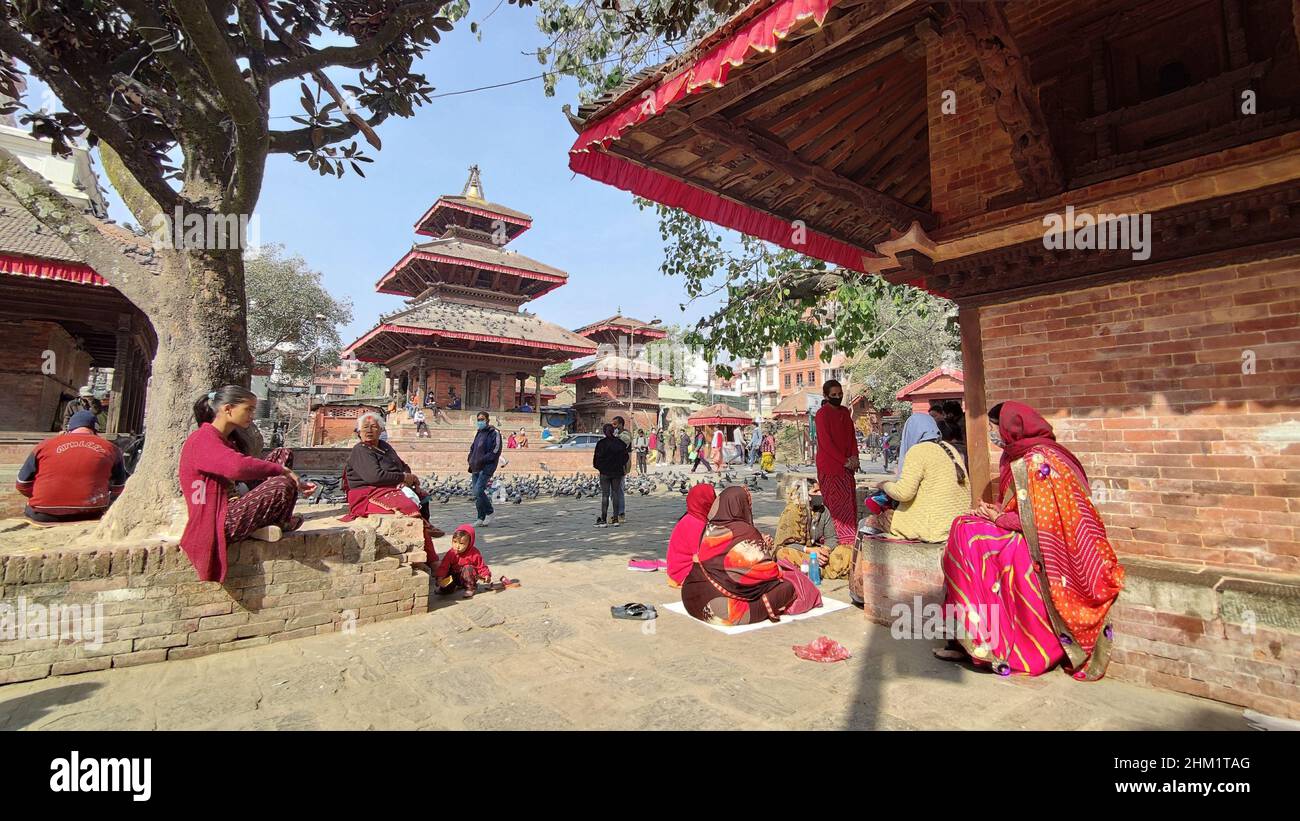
[
  {"left": 535, "top": 367, "right": 543, "bottom": 425},
  {"left": 129, "top": 348, "right": 147, "bottom": 433},
  {"left": 959, "top": 304, "right": 993, "bottom": 504},
  {"left": 120, "top": 349, "right": 136, "bottom": 434},
  {"left": 497, "top": 371, "right": 508, "bottom": 412},
  {"left": 105, "top": 315, "right": 131, "bottom": 436}
]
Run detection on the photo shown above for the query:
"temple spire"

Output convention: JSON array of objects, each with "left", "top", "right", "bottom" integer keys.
[{"left": 462, "top": 164, "right": 485, "bottom": 201}]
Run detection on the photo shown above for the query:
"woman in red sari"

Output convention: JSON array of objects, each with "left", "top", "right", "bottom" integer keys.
[
  {"left": 682, "top": 486, "right": 821, "bottom": 626},
  {"left": 937, "top": 402, "right": 1125, "bottom": 679}
]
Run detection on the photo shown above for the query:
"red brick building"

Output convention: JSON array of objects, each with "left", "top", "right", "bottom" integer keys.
[
  {"left": 567, "top": 0, "right": 1300, "bottom": 716},
  {"left": 568, "top": 314, "right": 669, "bottom": 431},
  {"left": 896, "top": 366, "right": 964, "bottom": 414}
]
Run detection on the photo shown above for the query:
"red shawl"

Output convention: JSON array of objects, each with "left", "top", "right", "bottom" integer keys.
[
  {"left": 997, "top": 401, "right": 1088, "bottom": 497},
  {"left": 682, "top": 486, "right": 795, "bottom": 624},
  {"left": 178, "top": 423, "right": 286, "bottom": 583},
  {"left": 665, "top": 483, "right": 715, "bottom": 584}
]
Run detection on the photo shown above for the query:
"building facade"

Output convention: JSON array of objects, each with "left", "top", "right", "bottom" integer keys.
[
  {"left": 567, "top": 314, "right": 668, "bottom": 431},
  {"left": 565, "top": 0, "right": 1300, "bottom": 717}
]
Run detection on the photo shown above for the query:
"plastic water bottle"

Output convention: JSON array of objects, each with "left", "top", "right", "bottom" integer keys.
[{"left": 808, "top": 550, "right": 822, "bottom": 586}]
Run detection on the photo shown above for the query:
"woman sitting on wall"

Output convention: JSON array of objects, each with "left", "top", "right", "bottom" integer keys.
[
  {"left": 863, "top": 413, "right": 969, "bottom": 544},
  {"left": 936, "top": 401, "right": 1125, "bottom": 679},
  {"left": 341, "top": 412, "right": 444, "bottom": 545},
  {"left": 179, "top": 386, "right": 312, "bottom": 583}
]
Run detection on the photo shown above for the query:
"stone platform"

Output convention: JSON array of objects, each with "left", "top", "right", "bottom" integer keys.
[{"left": 0, "top": 511, "right": 430, "bottom": 684}]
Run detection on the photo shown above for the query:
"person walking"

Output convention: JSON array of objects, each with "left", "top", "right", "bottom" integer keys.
[
  {"left": 748, "top": 425, "right": 763, "bottom": 467},
  {"left": 467, "top": 411, "right": 502, "bottom": 527},
  {"left": 690, "top": 431, "right": 711, "bottom": 473},
  {"left": 593, "top": 423, "right": 629, "bottom": 527},
  {"left": 678, "top": 429, "right": 691, "bottom": 465},
  {"left": 633, "top": 429, "right": 649, "bottom": 475},
  {"left": 710, "top": 426, "right": 726, "bottom": 472}
]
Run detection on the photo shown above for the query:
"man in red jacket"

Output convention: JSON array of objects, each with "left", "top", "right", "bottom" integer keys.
[
  {"left": 813, "top": 380, "right": 859, "bottom": 579},
  {"left": 16, "top": 410, "right": 127, "bottom": 523}
]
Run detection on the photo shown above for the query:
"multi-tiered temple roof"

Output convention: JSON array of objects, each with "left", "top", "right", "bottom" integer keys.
[{"left": 345, "top": 167, "right": 594, "bottom": 413}]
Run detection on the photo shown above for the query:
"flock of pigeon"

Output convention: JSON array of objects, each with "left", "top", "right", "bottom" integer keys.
[{"left": 299, "top": 468, "right": 769, "bottom": 507}]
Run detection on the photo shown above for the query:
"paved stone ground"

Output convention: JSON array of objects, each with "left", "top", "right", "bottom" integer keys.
[{"left": 0, "top": 469, "right": 1252, "bottom": 730}]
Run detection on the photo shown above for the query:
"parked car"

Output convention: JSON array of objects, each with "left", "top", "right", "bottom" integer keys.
[{"left": 543, "top": 433, "right": 602, "bottom": 449}]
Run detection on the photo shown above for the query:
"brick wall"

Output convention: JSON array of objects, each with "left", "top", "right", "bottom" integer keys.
[
  {"left": 852, "top": 543, "right": 1300, "bottom": 718},
  {"left": 0, "top": 320, "right": 91, "bottom": 432},
  {"left": 980, "top": 254, "right": 1300, "bottom": 573},
  {"left": 0, "top": 515, "right": 430, "bottom": 685},
  {"left": 925, "top": 20, "right": 1024, "bottom": 223}
]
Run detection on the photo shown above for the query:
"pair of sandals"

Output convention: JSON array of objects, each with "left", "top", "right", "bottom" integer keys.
[{"left": 610, "top": 602, "right": 657, "bottom": 620}]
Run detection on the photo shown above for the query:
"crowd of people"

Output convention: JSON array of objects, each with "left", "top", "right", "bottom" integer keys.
[
  {"left": 655, "top": 378, "right": 1125, "bottom": 681},
  {"left": 11, "top": 372, "right": 1124, "bottom": 680}
]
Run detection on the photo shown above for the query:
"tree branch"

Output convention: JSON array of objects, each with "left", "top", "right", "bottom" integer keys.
[
  {"left": 252, "top": 0, "right": 382, "bottom": 150},
  {"left": 264, "top": 0, "right": 452, "bottom": 83},
  {"left": 268, "top": 110, "right": 390, "bottom": 153},
  {"left": 99, "top": 141, "right": 163, "bottom": 234},
  {"left": 0, "top": 147, "right": 159, "bottom": 308},
  {"left": 0, "top": 22, "right": 183, "bottom": 213},
  {"left": 168, "top": 0, "right": 268, "bottom": 215},
  {"left": 114, "top": 0, "right": 223, "bottom": 113}
]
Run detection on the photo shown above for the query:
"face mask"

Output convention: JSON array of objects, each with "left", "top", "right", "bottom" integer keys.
[
  {"left": 989, "top": 430, "right": 1005, "bottom": 448},
  {"left": 476, "top": 420, "right": 487, "bottom": 430},
  {"left": 827, "top": 396, "right": 842, "bottom": 407}
]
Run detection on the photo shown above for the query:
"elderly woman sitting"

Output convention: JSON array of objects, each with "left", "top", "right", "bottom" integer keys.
[{"left": 341, "top": 412, "right": 444, "bottom": 542}]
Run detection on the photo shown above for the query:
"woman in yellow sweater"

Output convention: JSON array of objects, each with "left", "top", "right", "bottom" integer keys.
[{"left": 866, "top": 414, "right": 968, "bottom": 543}]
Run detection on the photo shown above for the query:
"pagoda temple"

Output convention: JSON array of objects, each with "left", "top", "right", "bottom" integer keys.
[
  {"left": 565, "top": 314, "right": 668, "bottom": 432},
  {"left": 345, "top": 167, "right": 596, "bottom": 414}
]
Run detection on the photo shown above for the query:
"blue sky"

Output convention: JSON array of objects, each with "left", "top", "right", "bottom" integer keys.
[{"left": 38, "top": 8, "right": 726, "bottom": 346}]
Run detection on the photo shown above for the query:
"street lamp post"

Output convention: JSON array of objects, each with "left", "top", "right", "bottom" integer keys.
[{"left": 628, "top": 318, "right": 662, "bottom": 430}]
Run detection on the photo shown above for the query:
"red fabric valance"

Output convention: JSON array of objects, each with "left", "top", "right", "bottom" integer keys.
[
  {"left": 0, "top": 254, "right": 108, "bottom": 287},
  {"left": 567, "top": 0, "right": 882, "bottom": 273},
  {"left": 571, "top": 0, "right": 839, "bottom": 151},
  {"left": 690, "top": 416, "right": 751, "bottom": 427}
]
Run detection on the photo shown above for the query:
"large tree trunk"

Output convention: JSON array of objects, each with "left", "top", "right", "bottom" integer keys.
[{"left": 96, "top": 247, "right": 252, "bottom": 541}]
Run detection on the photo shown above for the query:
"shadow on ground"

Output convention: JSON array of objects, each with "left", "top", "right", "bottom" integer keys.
[{"left": 0, "top": 682, "right": 103, "bottom": 730}]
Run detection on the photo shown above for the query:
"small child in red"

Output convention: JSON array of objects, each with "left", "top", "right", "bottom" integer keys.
[{"left": 436, "top": 524, "right": 491, "bottom": 598}]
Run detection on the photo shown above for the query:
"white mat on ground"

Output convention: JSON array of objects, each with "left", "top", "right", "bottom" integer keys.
[{"left": 660, "top": 596, "right": 851, "bottom": 635}]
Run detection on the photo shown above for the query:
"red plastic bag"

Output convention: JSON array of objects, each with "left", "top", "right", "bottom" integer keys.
[{"left": 792, "top": 636, "right": 852, "bottom": 663}]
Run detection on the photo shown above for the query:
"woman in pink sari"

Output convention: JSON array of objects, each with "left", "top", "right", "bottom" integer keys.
[{"left": 937, "top": 402, "right": 1125, "bottom": 680}]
